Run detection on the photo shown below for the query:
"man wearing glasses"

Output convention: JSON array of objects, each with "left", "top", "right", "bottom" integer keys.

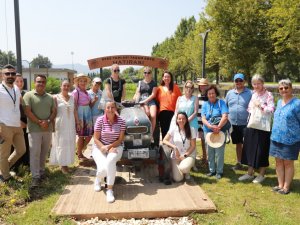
[
  {"left": 225, "top": 73, "right": 252, "bottom": 170},
  {"left": 0, "top": 64, "right": 25, "bottom": 183},
  {"left": 23, "top": 75, "right": 56, "bottom": 188}
]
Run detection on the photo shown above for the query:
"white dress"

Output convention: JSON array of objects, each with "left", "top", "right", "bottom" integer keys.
[{"left": 50, "top": 94, "right": 76, "bottom": 166}]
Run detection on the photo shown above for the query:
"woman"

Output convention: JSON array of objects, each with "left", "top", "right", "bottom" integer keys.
[
  {"left": 72, "top": 73, "right": 93, "bottom": 161},
  {"left": 133, "top": 67, "right": 157, "bottom": 134},
  {"left": 239, "top": 75, "right": 274, "bottom": 183},
  {"left": 162, "top": 112, "right": 196, "bottom": 183},
  {"left": 202, "top": 85, "right": 229, "bottom": 179},
  {"left": 11, "top": 74, "right": 30, "bottom": 171},
  {"left": 269, "top": 79, "right": 300, "bottom": 194},
  {"left": 50, "top": 80, "right": 79, "bottom": 174},
  {"left": 104, "top": 64, "right": 126, "bottom": 104},
  {"left": 92, "top": 100, "right": 126, "bottom": 203},
  {"left": 88, "top": 77, "right": 103, "bottom": 126},
  {"left": 156, "top": 71, "right": 181, "bottom": 139}
]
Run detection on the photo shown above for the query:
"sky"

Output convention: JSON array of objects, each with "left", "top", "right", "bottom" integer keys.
[{"left": 0, "top": 0, "right": 206, "bottom": 68}]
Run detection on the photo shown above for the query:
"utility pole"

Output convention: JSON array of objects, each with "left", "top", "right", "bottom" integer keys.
[
  {"left": 200, "top": 29, "right": 210, "bottom": 78},
  {"left": 14, "top": 0, "right": 22, "bottom": 73}
]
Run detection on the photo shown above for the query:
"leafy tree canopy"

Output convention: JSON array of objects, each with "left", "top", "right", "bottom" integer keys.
[
  {"left": 0, "top": 50, "right": 16, "bottom": 67},
  {"left": 31, "top": 54, "right": 52, "bottom": 68}
]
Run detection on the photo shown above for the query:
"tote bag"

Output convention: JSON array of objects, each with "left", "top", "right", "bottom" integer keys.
[{"left": 247, "top": 107, "right": 272, "bottom": 131}]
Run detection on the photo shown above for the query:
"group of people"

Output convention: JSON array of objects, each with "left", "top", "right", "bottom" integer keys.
[{"left": 0, "top": 63, "right": 299, "bottom": 206}]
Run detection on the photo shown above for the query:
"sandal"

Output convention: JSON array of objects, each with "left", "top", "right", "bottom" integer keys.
[
  {"left": 278, "top": 189, "right": 290, "bottom": 195},
  {"left": 272, "top": 186, "right": 282, "bottom": 192},
  {"left": 78, "top": 155, "right": 89, "bottom": 161}
]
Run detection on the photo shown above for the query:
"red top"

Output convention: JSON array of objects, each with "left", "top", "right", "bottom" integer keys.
[{"left": 156, "top": 84, "right": 181, "bottom": 113}]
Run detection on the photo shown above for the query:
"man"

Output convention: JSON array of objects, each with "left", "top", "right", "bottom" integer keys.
[
  {"left": 0, "top": 64, "right": 26, "bottom": 182},
  {"left": 23, "top": 75, "right": 56, "bottom": 187},
  {"left": 196, "top": 78, "right": 209, "bottom": 168},
  {"left": 88, "top": 77, "right": 103, "bottom": 126},
  {"left": 225, "top": 73, "right": 252, "bottom": 170}
]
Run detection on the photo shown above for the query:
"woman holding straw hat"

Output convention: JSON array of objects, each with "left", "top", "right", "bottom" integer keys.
[
  {"left": 72, "top": 73, "right": 94, "bottom": 161},
  {"left": 202, "top": 85, "right": 229, "bottom": 179}
]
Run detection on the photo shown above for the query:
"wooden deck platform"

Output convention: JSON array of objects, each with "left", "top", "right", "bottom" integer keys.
[{"left": 52, "top": 164, "right": 216, "bottom": 220}]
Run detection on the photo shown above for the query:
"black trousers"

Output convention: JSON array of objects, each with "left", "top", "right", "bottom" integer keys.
[{"left": 158, "top": 110, "right": 174, "bottom": 140}]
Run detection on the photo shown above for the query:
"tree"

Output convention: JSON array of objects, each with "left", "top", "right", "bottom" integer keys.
[
  {"left": 0, "top": 50, "right": 17, "bottom": 67},
  {"left": 31, "top": 54, "right": 52, "bottom": 68}
]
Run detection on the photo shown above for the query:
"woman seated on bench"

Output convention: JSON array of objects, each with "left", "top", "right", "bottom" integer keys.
[
  {"left": 133, "top": 67, "right": 157, "bottom": 135},
  {"left": 92, "top": 100, "right": 126, "bottom": 203},
  {"left": 161, "top": 112, "right": 196, "bottom": 184}
]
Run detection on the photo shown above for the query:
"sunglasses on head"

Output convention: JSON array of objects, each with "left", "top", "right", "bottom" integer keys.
[
  {"left": 279, "top": 86, "right": 289, "bottom": 91},
  {"left": 144, "top": 71, "right": 151, "bottom": 74},
  {"left": 4, "top": 72, "right": 16, "bottom": 76},
  {"left": 235, "top": 79, "right": 243, "bottom": 83},
  {"left": 113, "top": 69, "right": 120, "bottom": 73}
]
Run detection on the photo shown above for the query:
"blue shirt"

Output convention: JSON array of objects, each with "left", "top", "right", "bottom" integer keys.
[
  {"left": 202, "top": 99, "right": 229, "bottom": 133},
  {"left": 88, "top": 89, "right": 103, "bottom": 117},
  {"left": 225, "top": 88, "right": 252, "bottom": 125},
  {"left": 271, "top": 98, "right": 300, "bottom": 145}
]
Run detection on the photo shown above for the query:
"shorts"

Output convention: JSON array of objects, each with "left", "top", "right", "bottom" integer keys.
[
  {"left": 231, "top": 125, "right": 246, "bottom": 144},
  {"left": 147, "top": 99, "right": 157, "bottom": 106}
]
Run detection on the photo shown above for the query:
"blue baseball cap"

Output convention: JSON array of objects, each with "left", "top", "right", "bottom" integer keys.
[{"left": 233, "top": 73, "right": 244, "bottom": 81}]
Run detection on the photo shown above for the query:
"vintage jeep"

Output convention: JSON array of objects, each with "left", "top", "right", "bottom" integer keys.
[{"left": 120, "top": 102, "right": 159, "bottom": 164}]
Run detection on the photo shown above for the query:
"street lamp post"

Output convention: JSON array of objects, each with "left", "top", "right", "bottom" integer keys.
[
  {"left": 200, "top": 29, "right": 210, "bottom": 78},
  {"left": 71, "top": 52, "right": 74, "bottom": 70},
  {"left": 22, "top": 60, "right": 32, "bottom": 90}
]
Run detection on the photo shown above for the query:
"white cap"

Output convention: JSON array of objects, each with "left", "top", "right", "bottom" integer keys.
[{"left": 93, "top": 77, "right": 102, "bottom": 83}]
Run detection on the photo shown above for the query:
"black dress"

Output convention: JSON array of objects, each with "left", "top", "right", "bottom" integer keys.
[{"left": 241, "top": 127, "right": 270, "bottom": 169}]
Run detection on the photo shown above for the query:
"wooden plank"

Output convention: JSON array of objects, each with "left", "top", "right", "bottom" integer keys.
[{"left": 52, "top": 164, "right": 216, "bottom": 219}]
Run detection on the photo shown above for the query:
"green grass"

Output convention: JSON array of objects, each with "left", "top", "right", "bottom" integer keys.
[{"left": 191, "top": 143, "right": 300, "bottom": 225}]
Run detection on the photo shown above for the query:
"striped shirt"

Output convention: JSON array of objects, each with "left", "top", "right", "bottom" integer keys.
[
  {"left": 94, "top": 114, "right": 126, "bottom": 145},
  {"left": 197, "top": 93, "right": 208, "bottom": 130}
]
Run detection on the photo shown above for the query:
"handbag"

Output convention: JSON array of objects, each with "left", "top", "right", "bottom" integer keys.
[
  {"left": 98, "top": 88, "right": 113, "bottom": 110},
  {"left": 209, "top": 99, "right": 231, "bottom": 133},
  {"left": 247, "top": 106, "right": 272, "bottom": 131}
]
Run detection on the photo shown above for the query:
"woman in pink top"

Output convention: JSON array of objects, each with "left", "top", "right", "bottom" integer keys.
[{"left": 72, "top": 73, "right": 94, "bottom": 161}]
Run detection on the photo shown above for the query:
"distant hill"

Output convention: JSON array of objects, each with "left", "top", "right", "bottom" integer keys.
[{"left": 54, "top": 63, "right": 99, "bottom": 74}]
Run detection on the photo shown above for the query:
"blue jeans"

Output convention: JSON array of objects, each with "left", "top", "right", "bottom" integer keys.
[{"left": 204, "top": 131, "right": 226, "bottom": 175}]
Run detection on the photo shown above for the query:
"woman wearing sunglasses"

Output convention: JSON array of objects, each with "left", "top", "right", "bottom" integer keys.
[
  {"left": 133, "top": 67, "right": 157, "bottom": 134},
  {"left": 104, "top": 64, "right": 126, "bottom": 104},
  {"left": 269, "top": 79, "right": 300, "bottom": 195}
]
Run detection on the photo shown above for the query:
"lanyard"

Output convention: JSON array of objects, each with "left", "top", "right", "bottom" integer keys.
[
  {"left": 2, "top": 84, "right": 16, "bottom": 107},
  {"left": 179, "top": 130, "right": 186, "bottom": 146}
]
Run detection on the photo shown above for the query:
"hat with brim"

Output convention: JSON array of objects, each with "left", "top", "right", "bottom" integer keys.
[
  {"left": 197, "top": 78, "right": 209, "bottom": 86},
  {"left": 73, "top": 73, "right": 91, "bottom": 85},
  {"left": 205, "top": 131, "right": 225, "bottom": 148}
]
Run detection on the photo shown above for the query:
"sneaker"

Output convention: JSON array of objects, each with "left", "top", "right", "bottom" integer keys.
[
  {"left": 185, "top": 173, "right": 191, "bottom": 180},
  {"left": 252, "top": 175, "right": 265, "bottom": 184},
  {"left": 206, "top": 172, "right": 216, "bottom": 177},
  {"left": 192, "top": 165, "right": 199, "bottom": 172},
  {"left": 30, "top": 178, "right": 40, "bottom": 188},
  {"left": 216, "top": 174, "right": 222, "bottom": 179},
  {"left": 238, "top": 173, "right": 254, "bottom": 181},
  {"left": 94, "top": 178, "right": 101, "bottom": 192},
  {"left": 232, "top": 163, "right": 243, "bottom": 171},
  {"left": 106, "top": 189, "right": 115, "bottom": 203}
]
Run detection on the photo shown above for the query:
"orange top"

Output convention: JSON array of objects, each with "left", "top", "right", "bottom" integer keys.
[{"left": 156, "top": 84, "right": 182, "bottom": 113}]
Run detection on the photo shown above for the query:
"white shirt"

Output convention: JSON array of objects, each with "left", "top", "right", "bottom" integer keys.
[
  {"left": 0, "top": 82, "right": 21, "bottom": 127},
  {"left": 168, "top": 126, "right": 196, "bottom": 159}
]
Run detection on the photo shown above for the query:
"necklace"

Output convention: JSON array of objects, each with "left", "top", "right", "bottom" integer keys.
[{"left": 179, "top": 129, "right": 186, "bottom": 146}]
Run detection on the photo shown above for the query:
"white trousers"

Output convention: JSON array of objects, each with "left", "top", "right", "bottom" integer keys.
[
  {"left": 92, "top": 145, "right": 123, "bottom": 186},
  {"left": 171, "top": 157, "right": 195, "bottom": 182}
]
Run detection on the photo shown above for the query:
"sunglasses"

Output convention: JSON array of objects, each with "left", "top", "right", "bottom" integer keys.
[
  {"left": 235, "top": 79, "right": 243, "bottom": 83},
  {"left": 113, "top": 69, "right": 120, "bottom": 73},
  {"left": 279, "top": 86, "right": 289, "bottom": 91},
  {"left": 4, "top": 72, "right": 16, "bottom": 76},
  {"left": 144, "top": 72, "right": 151, "bottom": 74},
  {"left": 36, "top": 81, "right": 46, "bottom": 84}
]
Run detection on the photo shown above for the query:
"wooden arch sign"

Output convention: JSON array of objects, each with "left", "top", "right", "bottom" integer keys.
[{"left": 87, "top": 55, "right": 168, "bottom": 70}]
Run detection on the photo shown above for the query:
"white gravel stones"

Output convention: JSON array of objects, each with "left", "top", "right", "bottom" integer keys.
[{"left": 76, "top": 217, "right": 194, "bottom": 225}]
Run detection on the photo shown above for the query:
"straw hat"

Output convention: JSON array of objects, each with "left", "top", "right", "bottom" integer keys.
[
  {"left": 73, "top": 73, "right": 91, "bottom": 85},
  {"left": 197, "top": 78, "right": 209, "bottom": 86},
  {"left": 205, "top": 131, "right": 225, "bottom": 148}
]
